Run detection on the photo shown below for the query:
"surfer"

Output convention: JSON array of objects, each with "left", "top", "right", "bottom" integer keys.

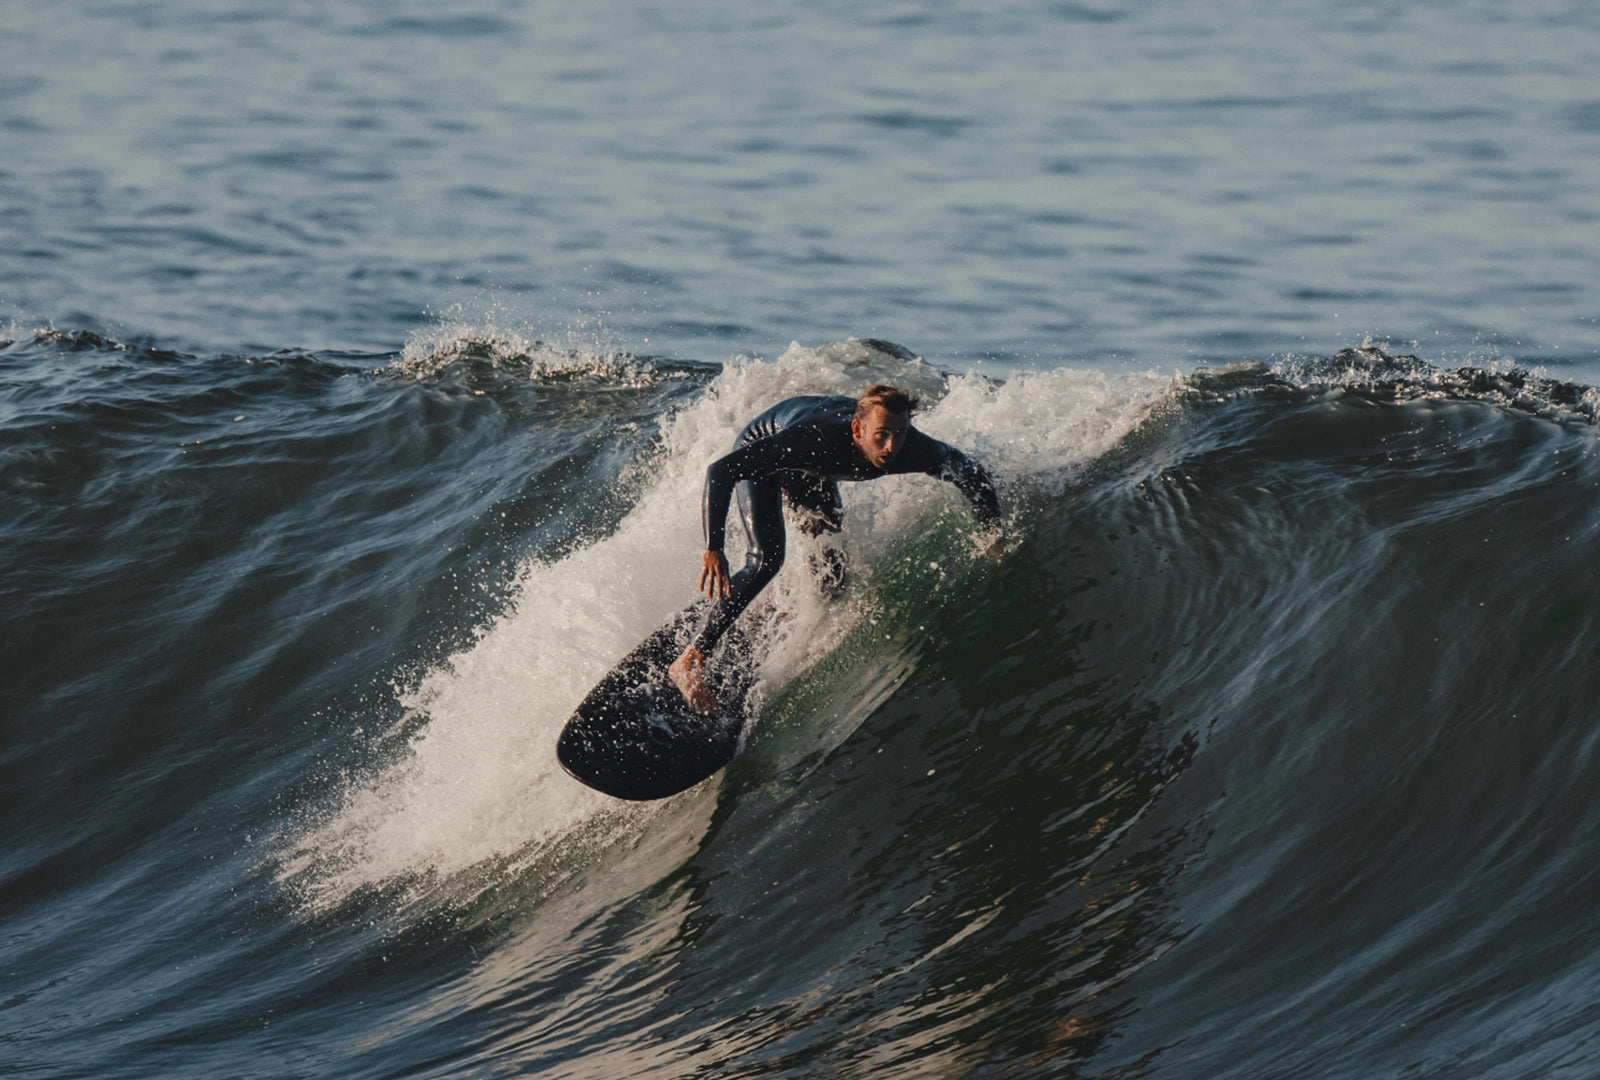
[{"left": 669, "top": 384, "right": 1003, "bottom": 712}]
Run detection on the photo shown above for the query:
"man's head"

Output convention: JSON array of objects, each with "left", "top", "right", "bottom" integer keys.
[{"left": 852, "top": 384, "right": 917, "bottom": 468}]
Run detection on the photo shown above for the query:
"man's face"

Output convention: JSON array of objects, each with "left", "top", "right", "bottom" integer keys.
[{"left": 851, "top": 405, "right": 910, "bottom": 468}]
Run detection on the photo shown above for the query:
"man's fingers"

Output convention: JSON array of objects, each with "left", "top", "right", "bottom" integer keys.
[
  {"left": 976, "top": 531, "right": 1005, "bottom": 560},
  {"left": 697, "top": 550, "right": 732, "bottom": 600},
  {"left": 699, "top": 553, "right": 730, "bottom": 600}
]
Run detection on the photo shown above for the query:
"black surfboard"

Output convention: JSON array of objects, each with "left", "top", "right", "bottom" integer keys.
[{"left": 557, "top": 602, "right": 766, "bottom": 800}]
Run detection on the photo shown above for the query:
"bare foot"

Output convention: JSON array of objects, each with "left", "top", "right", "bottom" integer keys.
[{"left": 669, "top": 647, "right": 718, "bottom": 713}]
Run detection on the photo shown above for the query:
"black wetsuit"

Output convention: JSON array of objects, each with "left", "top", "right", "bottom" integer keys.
[{"left": 693, "top": 394, "right": 1001, "bottom": 655}]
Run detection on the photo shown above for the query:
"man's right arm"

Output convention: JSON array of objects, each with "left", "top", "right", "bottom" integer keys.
[
  {"left": 697, "top": 440, "right": 783, "bottom": 601},
  {"left": 701, "top": 446, "right": 749, "bottom": 554},
  {"left": 700, "top": 426, "right": 819, "bottom": 551}
]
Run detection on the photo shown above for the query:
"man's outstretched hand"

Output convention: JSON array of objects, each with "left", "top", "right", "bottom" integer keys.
[
  {"left": 979, "top": 530, "right": 1006, "bottom": 560},
  {"left": 699, "top": 549, "right": 732, "bottom": 600}
]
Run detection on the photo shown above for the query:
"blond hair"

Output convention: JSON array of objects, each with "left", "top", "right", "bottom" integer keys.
[{"left": 854, "top": 384, "right": 918, "bottom": 422}]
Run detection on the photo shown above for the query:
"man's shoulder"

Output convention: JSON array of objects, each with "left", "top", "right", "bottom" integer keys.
[
  {"left": 746, "top": 395, "right": 854, "bottom": 438},
  {"left": 777, "top": 394, "right": 854, "bottom": 417},
  {"left": 889, "top": 425, "right": 954, "bottom": 473}
]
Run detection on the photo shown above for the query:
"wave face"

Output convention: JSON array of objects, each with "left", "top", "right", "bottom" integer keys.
[{"left": 6, "top": 332, "right": 1600, "bottom": 1079}]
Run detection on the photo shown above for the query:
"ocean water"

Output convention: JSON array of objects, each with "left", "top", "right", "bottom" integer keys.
[{"left": 5, "top": 2, "right": 1600, "bottom": 1078}]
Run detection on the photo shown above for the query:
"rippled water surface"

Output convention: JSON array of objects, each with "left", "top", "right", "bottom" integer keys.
[{"left": 6, "top": 1, "right": 1599, "bottom": 371}]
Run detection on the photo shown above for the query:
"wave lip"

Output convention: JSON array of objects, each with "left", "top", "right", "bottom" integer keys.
[{"left": 1181, "top": 344, "right": 1600, "bottom": 427}]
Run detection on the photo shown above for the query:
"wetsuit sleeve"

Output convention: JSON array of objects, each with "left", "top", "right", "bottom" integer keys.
[
  {"left": 701, "top": 451, "right": 741, "bottom": 552},
  {"left": 701, "top": 430, "right": 821, "bottom": 551},
  {"left": 939, "top": 445, "right": 1002, "bottom": 531},
  {"left": 900, "top": 430, "right": 1002, "bottom": 531}
]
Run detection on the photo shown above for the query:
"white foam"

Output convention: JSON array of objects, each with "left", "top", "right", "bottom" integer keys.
[
  {"left": 389, "top": 300, "right": 641, "bottom": 383},
  {"left": 277, "top": 339, "right": 1178, "bottom": 911}
]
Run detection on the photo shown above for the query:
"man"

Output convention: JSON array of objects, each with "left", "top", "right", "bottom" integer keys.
[{"left": 669, "top": 384, "right": 1003, "bottom": 712}]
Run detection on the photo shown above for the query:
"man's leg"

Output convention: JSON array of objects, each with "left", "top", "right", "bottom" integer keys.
[
  {"left": 782, "top": 475, "right": 846, "bottom": 599},
  {"left": 670, "top": 478, "right": 786, "bottom": 711}
]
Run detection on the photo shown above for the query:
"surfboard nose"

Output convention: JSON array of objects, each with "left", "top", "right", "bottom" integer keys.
[
  {"left": 558, "top": 692, "right": 742, "bottom": 800},
  {"left": 556, "top": 605, "right": 759, "bottom": 800}
]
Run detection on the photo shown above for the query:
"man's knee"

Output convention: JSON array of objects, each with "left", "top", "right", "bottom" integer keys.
[
  {"left": 743, "top": 537, "right": 786, "bottom": 588},
  {"left": 783, "top": 479, "right": 843, "bottom": 538},
  {"left": 797, "top": 515, "right": 839, "bottom": 539},
  {"left": 792, "top": 498, "right": 843, "bottom": 538},
  {"left": 808, "top": 545, "right": 847, "bottom": 599}
]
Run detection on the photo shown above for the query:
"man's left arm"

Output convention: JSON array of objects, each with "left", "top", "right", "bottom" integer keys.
[
  {"left": 945, "top": 446, "right": 1005, "bottom": 558},
  {"left": 903, "top": 431, "right": 1004, "bottom": 551}
]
